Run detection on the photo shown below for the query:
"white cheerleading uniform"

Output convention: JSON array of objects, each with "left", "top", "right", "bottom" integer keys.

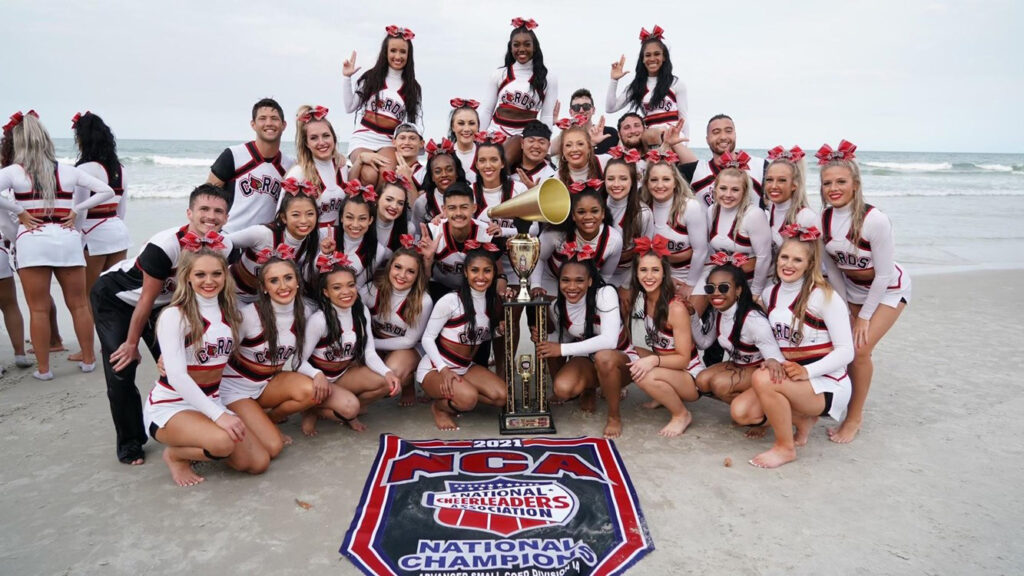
[
  {"left": 302, "top": 304, "right": 391, "bottom": 383},
  {"left": 99, "top": 225, "right": 234, "bottom": 308},
  {"left": 766, "top": 199, "right": 819, "bottom": 251},
  {"left": 530, "top": 225, "right": 623, "bottom": 296},
  {"left": 77, "top": 162, "right": 130, "bottom": 256},
  {"left": 211, "top": 142, "right": 295, "bottom": 233},
  {"left": 548, "top": 286, "right": 629, "bottom": 358},
  {"left": 512, "top": 160, "right": 557, "bottom": 186},
  {"left": 763, "top": 280, "right": 854, "bottom": 421},
  {"left": 227, "top": 224, "right": 318, "bottom": 301},
  {"left": 411, "top": 189, "right": 445, "bottom": 230},
  {"left": 566, "top": 157, "right": 608, "bottom": 184},
  {"left": 473, "top": 180, "right": 529, "bottom": 238},
  {"left": 344, "top": 68, "right": 418, "bottom": 151},
  {"left": 219, "top": 302, "right": 320, "bottom": 405},
  {"left": 478, "top": 61, "right": 558, "bottom": 136},
  {"left": 608, "top": 196, "right": 654, "bottom": 286},
  {"left": 821, "top": 204, "right": 912, "bottom": 320},
  {"left": 455, "top": 146, "right": 478, "bottom": 185},
  {"left": 606, "top": 76, "right": 689, "bottom": 137},
  {"left": 650, "top": 197, "right": 708, "bottom": 287},
  {"left": 284, "top": 159, "right": 349, "bottom": 227},
  {"left": 376, "top": 216, "right": 408, "bottom": 252},
  {"left": 331, "top": 229, "right": 390, "bottom": 291},
  {"left": 416, "top": 290, "right": 493, "bottom": 382},
  {"left": 702, "top": 204, "right": 773, "bottom": 295},
  {"left": 0, "top": 191, "right": 17, "bottom": 279},
  {"left": 687, "top": 155, "right": 768, "bottom": 208},
  {"left": 0, "top": 163, "right": 114, "bottom": 268},
  {"left": 143, "top": 295, "right": 235, "bottom": 434},
  {"left": 426, "top": 220, "right": 494, "bottom": 290},
  {"left": 642, "top": 311, "right": 703, "bottom": 377},
  {"left": 692, "top": 303, "right": 784, "bottom": 367},
  {"left": 362, "top": 283, "right": 434, "bottom": 352}
]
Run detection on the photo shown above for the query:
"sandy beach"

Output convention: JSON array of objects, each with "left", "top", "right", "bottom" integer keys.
[{"left": 1, "top": 269, "right": 1022, "bottom": 575}]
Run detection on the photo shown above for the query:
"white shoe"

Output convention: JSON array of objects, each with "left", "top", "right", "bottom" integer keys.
[
  {"left": 32, "top": 370, "right": 54, "bottom": 381},
  {"left": 14, "top": 355, "right": 33, "bottom": 368},
  {"left": 79, "top": 362, "right": 97, "bottom": 373}
]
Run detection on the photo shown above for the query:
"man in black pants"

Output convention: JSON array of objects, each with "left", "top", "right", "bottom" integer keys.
[{"left": 91, "top": 184, "right": 233, "bottom": 465}]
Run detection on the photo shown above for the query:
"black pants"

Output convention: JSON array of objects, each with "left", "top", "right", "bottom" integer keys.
[{"left": 91, "top": 276, "right": 162, "bottom": 461}]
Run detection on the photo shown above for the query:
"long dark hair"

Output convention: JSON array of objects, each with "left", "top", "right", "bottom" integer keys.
[
  {"left": 73, "top": 112, "right": 120, "bottom": 177},
  {"left": 626, "top": 38, "right": 675, "bottom": 113},
  {"left": 630, "top": 253, "right": 674, "bottom": 334},
  {"left": 562, "top": 185, "right": 613, "bottom": 236},
  {"left": 458, "top": 250, "right": 502, "bottom": 342},
  {"left": 555, "top": 259, "right": 605, "bottom": 342},
  {"left": 603, "top": 158, "right": 641, "bottom": 242},
  {"left": 422, "top": 153, "right": 468, "bottom": 220},
  {"left": 274, "top": 193, "right": 321, "bottom": 290},
  {"left": 254, "top": 257, "right": 306, "bottom": 370},
  {"left": 709, "top": 264, "right": 766, "bottom": 351},
  {"left": 0, "top": 127, "right": 12, "bottom": 167},
  {"left": 378, "top": 181, "right": 409, "bottom": 250},
  {"left": 337, "top": 194, "right": 380, "bottom": 283},
  {"left": 318, "top": 266, "right": 366, "bottom": 366},
  {"left": 503, "top": 26, "right": 548, "bottom": 98},
  {"left": 472, "top": 141, "right": 513, "bottom": 212},
  {"left": 356, "top": 35, "right": 422, "bottom": 124}
]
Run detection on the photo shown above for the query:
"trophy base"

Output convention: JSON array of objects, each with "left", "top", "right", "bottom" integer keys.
[{"left": 500, "top": 411, "right": 556, "bottom": 435}]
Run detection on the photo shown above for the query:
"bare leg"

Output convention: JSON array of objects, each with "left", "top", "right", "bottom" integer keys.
[
  {"left": 382, "top": 349, "right": 420, "bottom": 406},
  {"left": 634, "top": 366, "right": 698, "bottom": 437},
  {"left": 550, "top": 357, "right": 598, "bottom": 407},
  {"left": 336, "top": 365, "right": 390, "bottom": 429},
  {"left": 421, "top": 370, "right": 479, "bottom": 431},
  {"left": 18, "top": 267, "right": 54, "bottom": 374},
  {"left": 258, "top": 371, "right": 316, "bottom": 422},
  {"left": 306, "top": 380, "right": 361, "bottom": 435},
  {"left": 594, "top": 350, "right": 630, "bottom": 438},
  {"left": 0, "top": 277, "right": 27, "bottom": 358},
  {"left": 53, "top": 266, "right": 96, "bottom": 366},
  {"left": 228, "top": 398, "right": 285, "bottom": 459},
  {"left": 153, "top": 410, "right": 236, "bottom": 487},
  {"left": 749, "top": 369, "right": 826, "bottom": 469},
  {"left": 502, "top": 136, "right": 523, "bottom": 170}
]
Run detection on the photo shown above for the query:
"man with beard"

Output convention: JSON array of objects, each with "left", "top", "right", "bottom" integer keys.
[{"left": 668, "top": 114, "right": 766, "bottom": 206}]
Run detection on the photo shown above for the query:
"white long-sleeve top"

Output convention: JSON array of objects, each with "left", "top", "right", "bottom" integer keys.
[
  {"left": 548, "top": 285, "right": 621, "bottom": 357},
  {"left": 529, "top": 225, "right": 623, "bottom": 294},
  {"left": 692, "top": 303, "right": 783, "bottom": 366},
  {"left": 301, "top": 304, "right": 390, "bottom": 381},
  {"left": 478, "top": 60, "right": 557, "bottom": 131},
  {"left": 762, "top": 280, "right": 853, "bottom": 379},
  {"left": 706, "top": 204, "right": 773, "bottom": 295},
  {"left": 361, "top": 283, "right": 434, "bottom": 352},
  {"left": 421, "top": 290, "right": 493, "bottom": 372},
  {"left": 766, "top": 198, "right": 819, "bottom": 250},
  {"left": 343, "top": 68, "right": 420, "bottom": 132},
  {"left": 651, "top": 197, "right": 708, "bottom": 287},
  {"left": 284, "top": 159, "right": 348, "bottom": 227},
  {"left": 606, "top": 75, "right": 689, "bottom": 137},
  {"left": 75, "top": 162, "right": 126, "bottom": 226},
  {"left": 0, "top": 163, "right": 114, "bottom": 222}
]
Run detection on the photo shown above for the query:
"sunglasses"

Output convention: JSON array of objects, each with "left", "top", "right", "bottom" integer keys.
[
  {"left": 703, "top": 282, "right": 733, "bottom": 295},
  {"left": 569, "top": 103, "right": 593, "bottom": 112}
]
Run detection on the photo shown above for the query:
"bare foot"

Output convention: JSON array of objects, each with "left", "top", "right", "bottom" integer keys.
[
  {"left": 280, "top": 433, "right": 293, "bottom": 446},
  {"left": 398, "top": 385, "right": 417, "bottom": 407},
  {"left": 744, "top": 425, "right": 768, "bottom": 440},
  {"left": 579, "top": 389, "right": 597, "bottom": 413},
  {"left": 163, "top": 449, "right": 204, "bottom": 487},
  {"left": 794, "top": 415, "right": 818, "bottom": 447},
  {"left": 301, "top": 412, "right": 318, "bottom": 437},
  {"left": 67, "top": 351, "right": 84, "bottom": 362},
  {"left": 603, "top": 417, "right": 623, "bottom": 439},
  {"left": 344, "top": 417, "right": 368, "bottom": 432},
  {"left": 642, "top": 399, "right": 663, "bottom": 410},
  {"left": 431, "top": 402, "right": 459, "bottom": 431},
  {"left": 828, "top": 418, "right": 861, "bottom": 444},
  {"left": 658, "top": 412, "right": 692, "bottom": 438},
  {"left": 27, "top": 342, "right": 67, "bottom": 354},
  {"left": 749, "top": 445, "right": 797, "bottom": 469}
]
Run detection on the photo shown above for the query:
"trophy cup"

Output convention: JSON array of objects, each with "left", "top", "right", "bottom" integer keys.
[{"left": 488, "top": 178, "right": 569, "bottom": 434}]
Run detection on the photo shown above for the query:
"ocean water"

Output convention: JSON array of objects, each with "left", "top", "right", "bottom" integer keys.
[{"left": 51, "top": 139, "right": 1024, "bottom": 276}]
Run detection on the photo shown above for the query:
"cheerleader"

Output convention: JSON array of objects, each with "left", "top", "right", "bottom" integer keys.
[
  {"left": 529, "top": 180, "right": 623, "bottom": 297},
  {"left": 477, "top": 17, "right": 558, "bottom": 166},
  {"left": 556, "top": 123, "right": 604, "bottom": 186},
  {"left": 448, "top": 98, "right": 480, "bottom": 185},
  {"left": 321, "top": 182, "right": 387, "bottom": 290},
  {"left": 227, "top": 181, "right": 322, "bottom": 302},
  {"left": 512, "top": 121, "right": 557, "bottom": 186},
  {"left": 375, "top": 174, "right": 412, "bottom": 251},
  {"left": 607, "top": 25, "right": 689, "bottom": 144},
  {"left": 604, "top": 153, "right": 653, "bottom": 292},
  {"left": 702, "top": 167, "right": 773, "bottom": 297},
  {"left": 300, "top": 253, "right": 400, "bottom": 435},
  {"left": 219, "top": 251, "right": 321, "bottom": 459},
  {"left": 536, "top": 244, "right": 630, "bottom": 438},
  {"left": 144, "top": 247, "right": 265, "bottom": 486},
  {"left": 286, "top": 105, "right": 347, "bottom": 228},
  {"left": 642, "top": 152, "right": 707, "bottom": 298},
  {"left": 342, "top": 25, "right": 422, "bottom": 187},
  {"left": 0, "top": 112, "right": 113, "bottom": 379},
  {"left": 410, "top": 140, "right": 467, "bottom": 228},
  {"left": 472, "top": 133, "right": 528, "bottom": 238},
  {"left": 628, "top": 236, "right": 701, "bottom": 437},
  {"left": 764, "top": 146, "right": 818, "bottom": 250},
  {"left": 72, "top": 112, "right": 130, "bottom": 295},
  {"left": 417, "top": 243, "right": 507, "bottom": 431},
  {"left": 0, "top": 125, "right": 29, "bottom": 370},
  {"left": 817, "top": 141, "right": 910, "bottom": 443},
  {"left": 750, "top": 228, "right": 854, "bottom": 468},
  {"left": 361, "top": 237, "right": 433, "bottom": 406},
  {"left": 418, "top": 183, "right": 495, "bottom": 297},
  {"left": 693, "top": 260, "right": 785, "bottom": 428}
]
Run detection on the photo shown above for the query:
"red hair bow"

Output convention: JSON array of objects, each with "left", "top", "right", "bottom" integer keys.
[
  {"left": 639, "top": 25, "right": 665, "bottom": 41},
  {"left": 344, "top": 180, "right": 377, "bottom": 202},
  {"left": 464, "top": 239, "right": 500, "bottom": 252},
  {"left": 634, "top": 234, "right": 670, "bottom": 257},
  {"left": 555, "top": 115, "right": 587, "bottom": 130},
  {"left": 709, "top": 251, "right": 750, "bottom": 267},
  {"left": 316, "top": 251, "right": 351, "bottom": 273},
  {"left": 645, "top": 149, "right": 680, "bottom": 164},
  {"left": 385, "top": 25, "right": 415, "bottom": 40},
  {"left": 3, "top": 110, "right": 38, "bottom": 132},
  {"left": 298, "top": 105, "right": 329, "bottom": 123},
  {"left": 569, "top": 179, "right": 603, "bottom": 193},
  {"left": 281, "top": 177, "right": 319, "bottom": 198},
  {"left": 255, "top": 243, "right": 297, "bottom": 264},
  {"left": 511, "top": 17, "right": 538, "bottom": 30},
  {"left": 399, "top": 234, "right": 422, "bottom": 253},
  {"left": 779, "top": 224, "right": 822, "bottom": 241},
  {"left": 767, "top": 145, "right": 805, "bottom": 163},
  {"left": 382, "top": 170, "right": 411, "bottom": 189},
  {"left": 815, "top": 140, "right": 857, "bottom": 165},
  {"left": 717, "top": 150, "right": 751, "bottom": 170},
  {"left": 558, "top": 242, "right": 596, "bottom": 261},
  {"left": 607, "top": 146, "right": 642, "bottom": 164},
  {"left": 450, "top": 98, "right": 480, "bottom": 110},
  {"left": 71, "top": 111, "right": 90, "bottom": 129},
  {"left": 425, "top": 138, "right": 455, "bottom": 158},
  {"left": 474, "top": 131, "right": 507, "bottom": 145},
  {"left": 181, "top": 230, "right": 227, "bottom": 252}
]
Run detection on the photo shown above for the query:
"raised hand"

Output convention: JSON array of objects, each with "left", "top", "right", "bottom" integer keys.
[
  {"left": 342, "top": 51, "right": 361, "bottom": 78},
  {"left": 589, "top": 116, "right": 609, "bottom": 145},
  {"left": 610, "top": 55, "right": 630, "bottom": 80}
]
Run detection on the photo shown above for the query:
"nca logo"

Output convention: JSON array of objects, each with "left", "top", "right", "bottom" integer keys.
[{"left": 423, "top": 477, "right": 578, "bottom": 537}]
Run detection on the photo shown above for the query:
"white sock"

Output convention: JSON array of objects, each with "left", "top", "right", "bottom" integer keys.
[
  {"left": 14, "top": 355, "right": 33, "bottom": 367},
  {"left": 32, "top": 370, "right": 54, "bottom": 381}
]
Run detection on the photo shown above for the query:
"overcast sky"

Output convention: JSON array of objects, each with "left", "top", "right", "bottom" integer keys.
[{"left": 2, "top": 0, "right": 1021, "bottom": 153}]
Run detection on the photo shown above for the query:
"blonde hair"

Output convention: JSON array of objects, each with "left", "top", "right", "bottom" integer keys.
[
  {"left": 169, "top": 249, "right": 242, "bottom": 355},
  {"left": 819, "top": 159, "right": 866, "bottom": 250},
  {"left": 294, "top": 105, "right": 345, "bottom": 192},
  {"left": 12, "top": 115, "right": 57, "bottom": 212},
  {"left": 765, "top": 158, "right": 809, "bottom": 226},
  {"left": 711, "top": 167, "right": 752, "bottom": 243},
  {"left": 641, "top": 160, "right": 694, "bottom": 226},
  {"left": 776, "top": 237, "right": 832, "bottom": 336}
]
